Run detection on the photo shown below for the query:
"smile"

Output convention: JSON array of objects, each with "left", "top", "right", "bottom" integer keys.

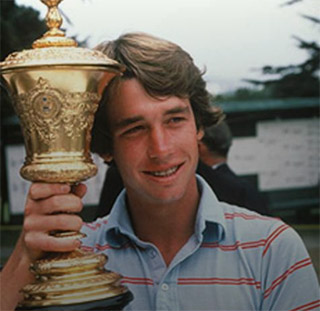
[{"left": 145, "top": 165, "right": 181, "bottom": 177}]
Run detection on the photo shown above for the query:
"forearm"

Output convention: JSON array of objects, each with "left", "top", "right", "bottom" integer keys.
[{"left": 0, "top": 234, "right": 35, "bottom": 311}]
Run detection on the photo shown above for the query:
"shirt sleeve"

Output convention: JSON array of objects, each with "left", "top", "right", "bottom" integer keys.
[{"left": 260, "top": 223, "right": 320, "bottom": 311}]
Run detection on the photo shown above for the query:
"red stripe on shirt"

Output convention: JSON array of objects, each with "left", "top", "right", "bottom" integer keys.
[
  {"left": 201, "top": 224, "right": 289, "bottom": 253},
  {"left": 241, "top": 240, "right": 267, "bottom": 249},
  {"left": 83, "top": 219, "right": 108, "bottom": 231},
  {"left": 83, "top": 222, "right": 102, "bottom": 231},
  {"left": 224, "top": 212, "right": 276, "bottom": 221},
  {"left": 289, "top": 299, "right": 320, "bottom": 311},
  {"left": 264, "top": 258, "right": 313, "bottom": 299},
  {"left": 303, "top": 302, "right": 320, "bottom": 311},
  {"left": 121, "top": 276, "right": 154, "bottom": 285},
  {"left": 263, "top": 224, "right": 290, "bottom": 256},
  {"left": 95, "top": 241, "right": 132, "bottom": 251},
  {"left": 178, "top": 277, "right": 261, "bottom": 289},
  {"left": 96, "top": 243, "right": 112, "bottom": 251},
  {"left": 201, "top": 239, "right": 267, "bottom": 251},
  {"left": 80, "top": 245, "right": 94, "bottom": 252}
]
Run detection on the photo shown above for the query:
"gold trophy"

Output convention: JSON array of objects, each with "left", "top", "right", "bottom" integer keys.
[{"left": 0, "top": 0, "right": 133, "bottom": 310}]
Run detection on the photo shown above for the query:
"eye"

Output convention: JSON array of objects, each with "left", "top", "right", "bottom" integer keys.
[
  {"left": 122, "top": 125, "right": 145, "bottom": 136},
  {"left": 168, "top": 117, "right": 186, "bottom": 124}
]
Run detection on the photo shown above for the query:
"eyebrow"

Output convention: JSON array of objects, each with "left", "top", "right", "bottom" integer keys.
[
  {"left": 114, "top": 105, "right": 191, "bottom": 130},
  {"left": 164, "top": 106, "right": 190, "bottom": 116},
  {"left": 114, "top": 116, "right": 144, "bottom": 130}
]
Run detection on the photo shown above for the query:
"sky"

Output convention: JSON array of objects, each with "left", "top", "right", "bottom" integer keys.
[{"left": 15, "top": 0, "right": 319, "bottom": 94}]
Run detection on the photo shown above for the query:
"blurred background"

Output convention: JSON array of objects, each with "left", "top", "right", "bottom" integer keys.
[{"left": 1, "top": 0, "right": 319, "bottom": 278}]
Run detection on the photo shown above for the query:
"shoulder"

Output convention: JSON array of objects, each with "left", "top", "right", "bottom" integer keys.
[
  {"left": 218, "top": 203, "right": 297, "bottom": 250},
  {"left": 221, "top": 203, "right": 280, "bottom": 231},
  {"left": 219, "top": 202, "right": 316, "bottom": 265}
]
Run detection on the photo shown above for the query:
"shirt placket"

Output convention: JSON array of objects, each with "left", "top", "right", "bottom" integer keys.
[
  {"left": 153, "top": 234, "right": 201, "bottom": 311},
  {"left": 155, "top": 265, "right": 179, "bottom": 311}
]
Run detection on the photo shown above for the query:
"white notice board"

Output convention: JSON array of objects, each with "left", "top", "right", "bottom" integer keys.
[
  {"left": 257, "top": 118, "right": 319, "bottom": 190},
  {"left": 229, "top": 118, "right": 319, "bottom": 191}
]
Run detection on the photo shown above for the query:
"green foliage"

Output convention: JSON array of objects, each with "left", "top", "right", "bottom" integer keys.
[
  {"left": 242, "top": 5, "right": 320, "bottom": 99},
  {"left": 0, "top": 1, "right": 90, "bottom": 120},
  {"left": 245, "top": 36, "right": 320, "bottom": 98},
  {"left": 1, "top": 0, "right": 47, "bottom": 119},
  {"left": 215, "top": 87, "right": 273, "bottom": 102},
  {"left": 1, "top": 0, "right": 47, "bottom": 59}
]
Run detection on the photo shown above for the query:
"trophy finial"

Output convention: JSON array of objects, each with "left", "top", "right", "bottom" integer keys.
[{"left": 32, "top": 0, "right": 77, "bottom": 48}]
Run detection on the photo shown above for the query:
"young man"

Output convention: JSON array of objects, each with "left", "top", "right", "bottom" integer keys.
[{"left": 1, "top": 32, "right": 319, "bottom": 311}]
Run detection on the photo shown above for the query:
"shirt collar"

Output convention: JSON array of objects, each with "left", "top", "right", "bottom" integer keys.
[
  {"left": 211, "top": 162, "right": 226, "bottom": 170},
  {"left": 195, "top": 174, "right": 226, "bottom": 243},
  {"left": 105, "top": 175, "right": 226, "bottom": 248},
  {"left": 105, "top": 190, "right": 137, "bottom": 248}
]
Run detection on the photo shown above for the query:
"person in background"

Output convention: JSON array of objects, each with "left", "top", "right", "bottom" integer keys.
[
  {"left": 1, "top": 32, "right": 318, "bottom": 311},
  {"left": 197, "top": 120, "right": 269, "bottom": 215}
]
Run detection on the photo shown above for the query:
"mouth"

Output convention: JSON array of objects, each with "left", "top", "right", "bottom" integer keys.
[{"left": 144, "top": 163, "right": 183, "bottom": 178}]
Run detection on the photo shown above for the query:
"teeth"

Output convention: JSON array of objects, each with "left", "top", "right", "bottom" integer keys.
[{"left": 150, "top": 166, "right": 178, "bottom": 177}]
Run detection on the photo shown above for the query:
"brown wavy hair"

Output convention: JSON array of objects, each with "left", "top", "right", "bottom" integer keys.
[{"left": 91, "top": 32, "right": 224, "bottom": 155}]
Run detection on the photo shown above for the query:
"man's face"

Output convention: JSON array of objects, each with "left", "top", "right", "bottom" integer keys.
[{"left": 106, "top": 79, "right": 203, "bottom": 207}]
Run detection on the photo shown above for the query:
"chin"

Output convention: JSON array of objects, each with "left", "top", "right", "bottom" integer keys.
[{"left": 148, "top": 188, "right": 186, "bottom": 205}]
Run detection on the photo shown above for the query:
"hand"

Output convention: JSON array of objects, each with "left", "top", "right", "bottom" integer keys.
[{"left": 22, "top": 183, "right": 87, "bottom": 261}]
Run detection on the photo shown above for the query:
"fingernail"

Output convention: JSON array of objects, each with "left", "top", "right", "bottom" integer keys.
[{"left": 61, "top": 184, "right": 70, "bottom": 192}]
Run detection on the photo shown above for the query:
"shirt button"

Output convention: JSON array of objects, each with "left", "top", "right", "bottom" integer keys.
[
  {"left": 149, "top": 249, "right": 157, "bottom": 258},
  {"left": 161, "top": 283, "right": 169, "bottom": 291}
]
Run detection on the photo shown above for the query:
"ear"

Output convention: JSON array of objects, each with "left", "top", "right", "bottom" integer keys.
[
  {"left": 197, "top": 128, "right": 204, "bottom": 141},
  {"left": 198, "top": 140, "right": 206, "bottom": 154},
  {"left": 100, "top": 153, "right": 113, "bottom": 163}
]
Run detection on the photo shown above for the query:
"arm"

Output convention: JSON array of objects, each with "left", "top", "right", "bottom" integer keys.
[{"left": 0, "top": 183, "right": 86, "bottom": 311}]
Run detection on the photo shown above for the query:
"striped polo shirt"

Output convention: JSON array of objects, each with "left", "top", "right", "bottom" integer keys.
[{"left": 81, "top": 176, "right": 319, "bottom": 311}]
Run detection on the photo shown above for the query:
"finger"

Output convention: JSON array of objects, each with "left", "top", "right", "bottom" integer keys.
[
  {"left": 25, "top": 194, "right": 83, "bottom": 216},
  {"left": 71, "top": 183, "right": 87, "bottom": 198},
  {"left": 24, "top": 232, "right": 81, "bottom": 253},
  {"left": 29, "top": 183, "right": 71, "bottom": 200},
  {"left": 24, "top": 214, "right": 83, "bottom": 233}
]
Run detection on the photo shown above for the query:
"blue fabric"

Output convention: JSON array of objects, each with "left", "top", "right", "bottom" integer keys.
[{"left": 81, "top": 176, "right": 319, "bottom": 311}]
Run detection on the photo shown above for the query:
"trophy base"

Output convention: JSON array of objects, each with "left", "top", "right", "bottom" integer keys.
[
  {"left": 17, "top": 247, "right": 133, "bottom": 310},
  {"left": 16, "top": 291, "right": 134, "bottom": 311}
]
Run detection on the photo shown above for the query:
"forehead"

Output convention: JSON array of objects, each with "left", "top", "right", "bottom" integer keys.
[{"left": 106, "top": 79, "right": 191, "bottom": 123}]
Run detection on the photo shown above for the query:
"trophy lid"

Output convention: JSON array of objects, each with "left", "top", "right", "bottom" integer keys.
[{"left": 0, "top": 0, "right": 124, "bottom": 73}]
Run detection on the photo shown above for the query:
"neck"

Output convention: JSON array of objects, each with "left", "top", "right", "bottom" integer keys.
[{"left": 126, "top": 178, "right": 200, "bottom": 265}]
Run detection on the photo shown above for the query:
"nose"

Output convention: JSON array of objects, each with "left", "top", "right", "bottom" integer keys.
[{"left": 147, "top": 126, "right": 173, "bottom": 160}]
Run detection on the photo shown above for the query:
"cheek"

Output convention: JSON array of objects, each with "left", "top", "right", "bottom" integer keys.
[
  {"left": 173, "top": 131, "right": 200, "bottom": 159},
  {"left": 113, "top": 139, "right": 144, "bottom": 165}
]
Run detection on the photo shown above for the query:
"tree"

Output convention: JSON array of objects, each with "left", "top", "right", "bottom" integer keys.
[
  {"left": 1, "top": 0, "right": 47, "bottom": 119},
  {"left": 244, "top": 1, "right": 319, "bottom": 98},
  {"left": 1, "top": 0, "right": 47, "bottom": 60}
]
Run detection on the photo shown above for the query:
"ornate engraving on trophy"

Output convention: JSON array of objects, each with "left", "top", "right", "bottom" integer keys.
[
  {"left": 3, "top": 48, "right": 118, "bottom": 67},
  {"left": 62, "top": 91, "right": 100, "bottom": 139},
  {"left": 13, "top": 77, "right": 100, "bottom": 146}
]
